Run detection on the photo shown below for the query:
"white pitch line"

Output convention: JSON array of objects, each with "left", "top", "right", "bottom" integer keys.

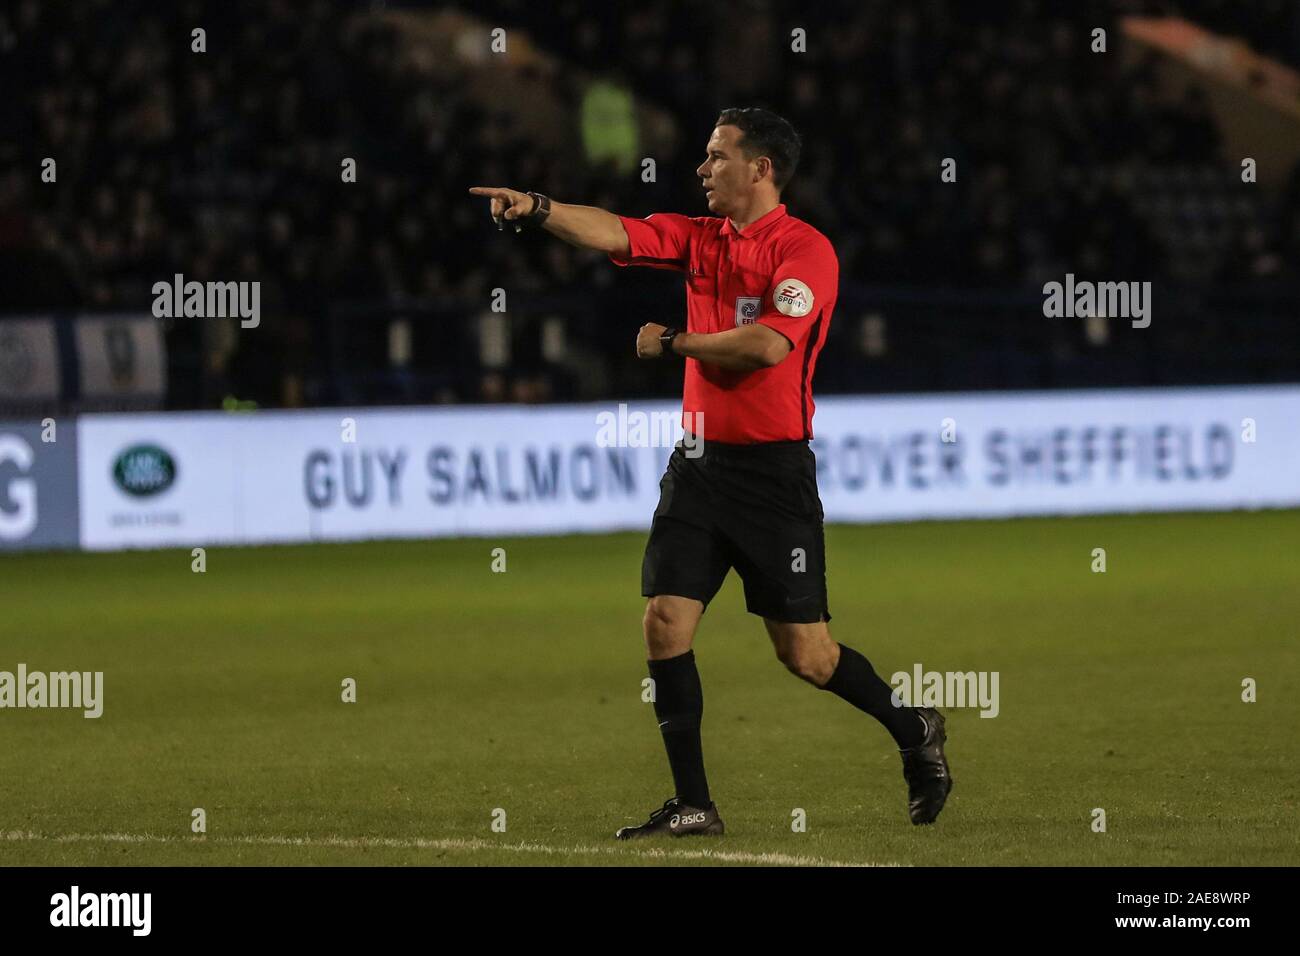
[{"left": 1, "top": 830, "right": 898, "bottom": 867}]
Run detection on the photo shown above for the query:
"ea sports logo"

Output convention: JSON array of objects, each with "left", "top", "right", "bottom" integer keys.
[{"left": 773, "top": 278, "right": 813, "bottom": 317}]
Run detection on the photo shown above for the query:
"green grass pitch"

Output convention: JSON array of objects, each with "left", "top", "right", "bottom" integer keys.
[{"left": 2, "top": 510, "right": 1297, "bottom": 866}]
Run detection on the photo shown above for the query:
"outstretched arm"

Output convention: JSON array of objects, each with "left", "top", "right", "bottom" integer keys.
[
  {"left": 636, "top": 322, "right": 792, "bottom": 371},
  {"left": 468, "top": 186, "right": 630, "bottom": 256}
]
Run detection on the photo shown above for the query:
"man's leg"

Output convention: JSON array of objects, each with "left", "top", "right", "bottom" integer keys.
[
  {"left": 619, "top": 444, "right": 730, "bottom": 837},
  {"left": 643, "top": 594, "right": 711, "bottom": 807},
  {"left": 719, "top": 441, "right": 950, "bottom": 823},
  {"left": 765, "top": 617, "right": 953, "bottom": 825},
  {"left": 763, "top": 618, "right": 925, "bottom": 749}
]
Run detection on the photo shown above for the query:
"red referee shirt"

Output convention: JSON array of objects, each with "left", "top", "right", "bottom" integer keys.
[{"left": 609, "top": 203, "right": 838, "bottom": 444}]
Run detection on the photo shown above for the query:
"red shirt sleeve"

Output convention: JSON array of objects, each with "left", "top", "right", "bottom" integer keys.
[
  {"left": 607, "top": 213, "right": 695, "bottom": 272},
  {"left": 754, "top": 233, "right": 838, "bottom": 350}
]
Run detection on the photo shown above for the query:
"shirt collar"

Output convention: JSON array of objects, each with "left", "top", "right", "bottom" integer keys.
[{"left": 722, "top": 203, "right": 787, "bottom": 239}]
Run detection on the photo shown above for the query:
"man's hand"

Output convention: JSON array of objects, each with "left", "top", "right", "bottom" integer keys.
[
  {"left": 468, "top": 186, "right": 537, "bottom": 230},
  {"left": 469, "top": 187, "right": 631, "bottom": 254},
  {"left": 636, "top": 322, "right": 669, "bottom": 359}
]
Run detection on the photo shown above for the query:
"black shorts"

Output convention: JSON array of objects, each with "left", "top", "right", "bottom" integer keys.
[{"left": 641, "top": 438, "right": 831, "bottom": 624}]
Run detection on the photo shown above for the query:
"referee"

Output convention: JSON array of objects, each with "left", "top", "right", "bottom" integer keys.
[{"left": 470, "top": 107, "right": 952, "bottom": 836}]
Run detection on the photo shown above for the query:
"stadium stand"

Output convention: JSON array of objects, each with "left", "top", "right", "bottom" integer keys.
[{"left": 3, "top": 0, "right": 1299, "bottom": 411}]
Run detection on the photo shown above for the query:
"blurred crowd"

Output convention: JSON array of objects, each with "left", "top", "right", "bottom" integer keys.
[
  {"left": 3, "top": 0, "right": 1300, "bottom": 408},
  {"left": 472, "top": 0, "right": 1300, "bottom": 289}
]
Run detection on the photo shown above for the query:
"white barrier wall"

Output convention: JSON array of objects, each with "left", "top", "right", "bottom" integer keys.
[{"left": 75, "top": 386, "right": 1300, "bottom": 550}]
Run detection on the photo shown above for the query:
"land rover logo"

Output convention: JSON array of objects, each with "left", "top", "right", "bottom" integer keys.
[{"left": 112, "top": 445, "right": 176, "bottom": 497}]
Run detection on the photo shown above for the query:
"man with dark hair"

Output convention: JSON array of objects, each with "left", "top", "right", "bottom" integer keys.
[
  {"left": 713, "top": 106, "right": 802, "bottom": 190},
  {"left": 469, "top": 107, "right": 952, "bottom": 839}
]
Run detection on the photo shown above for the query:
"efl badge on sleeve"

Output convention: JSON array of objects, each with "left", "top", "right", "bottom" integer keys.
[{"left": 735, "top": 296, "right": 761, "bottom": 326}]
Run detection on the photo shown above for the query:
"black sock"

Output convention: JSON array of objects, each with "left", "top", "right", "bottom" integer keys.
[
  {"left": 647, "top": 650, "right": 710, "bottom": 808},
  {"left": 822, "top": 643, "right": 925, "bottom": 749}
]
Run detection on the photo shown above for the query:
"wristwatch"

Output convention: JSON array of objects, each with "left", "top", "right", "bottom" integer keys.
[
  {"left": 659, "top": 327, "right": 681, "bottom": 357},
  {"left": 524, "top": 191, "right": 552, "bottom": 226}
]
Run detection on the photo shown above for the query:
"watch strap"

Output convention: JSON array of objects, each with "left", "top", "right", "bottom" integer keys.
[
  {"left": 659, "top": 327, "right": 681, "bottom": 357},
  {"left": 524, "top": 192, "right": 552, "bottom": 226}
]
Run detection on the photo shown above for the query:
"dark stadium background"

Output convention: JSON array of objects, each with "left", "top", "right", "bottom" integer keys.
[{"left": 5, "top": 0, "right": 1300, "bottom": 414}]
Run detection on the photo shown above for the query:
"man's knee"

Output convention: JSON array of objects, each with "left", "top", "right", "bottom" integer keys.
[
  {"left": 643, "top": 595, "right": 698, "bottom": 657},
  {"left": 768, "top": 623, "right": 837, "bottom": 685},
  {"left": 774, "top": 643, "right": 822, "bottom": 683}
]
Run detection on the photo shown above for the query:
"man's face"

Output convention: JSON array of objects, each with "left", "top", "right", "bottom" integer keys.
[{"left": 696, "top": 125, "right": 760, "bottom": 215}]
